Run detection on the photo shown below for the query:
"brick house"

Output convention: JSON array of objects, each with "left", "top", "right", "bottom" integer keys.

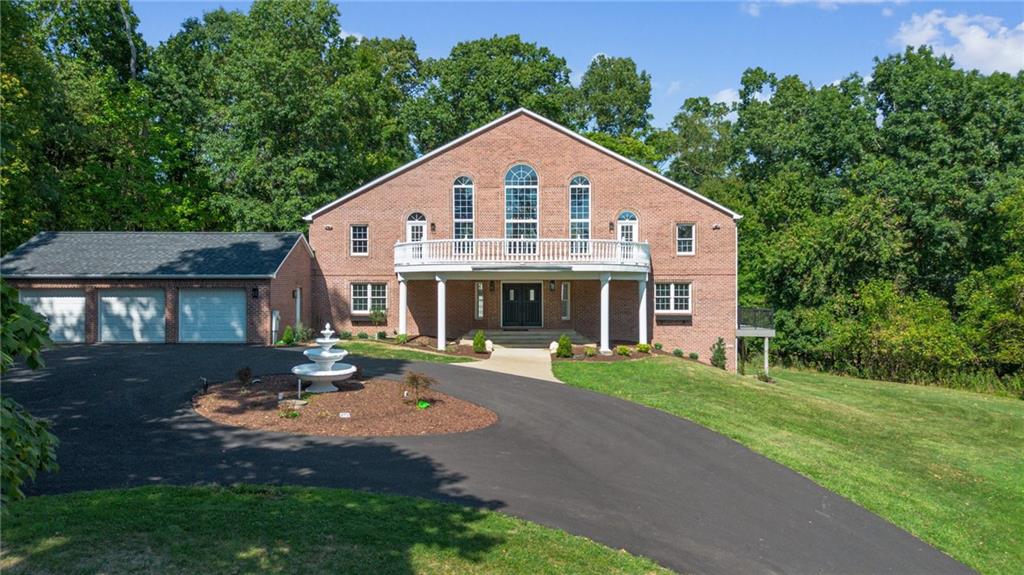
[
  {"left": 2, "top": 109, "right": 758, "bottom": 370},
  {"left": 305, "top": 109, "right": 743, "bottom": 369}
]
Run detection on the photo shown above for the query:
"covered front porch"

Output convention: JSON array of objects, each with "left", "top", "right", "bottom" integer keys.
[{"left": 395, "top": 271, "right": 650, "bottom": 354}]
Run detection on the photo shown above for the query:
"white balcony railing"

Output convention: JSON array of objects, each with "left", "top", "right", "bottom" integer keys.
[{"left": 394, "top": 238, "right": 651, "bottom": 269}]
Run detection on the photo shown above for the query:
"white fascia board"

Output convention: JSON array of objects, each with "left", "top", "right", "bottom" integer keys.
[{"left": 303, "top": 108, "right": 743, "bottom": 222}]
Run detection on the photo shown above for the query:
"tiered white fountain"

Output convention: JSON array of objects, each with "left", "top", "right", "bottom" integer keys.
[{"left": 291, "top": 323, "right": 356, "bottom": 393}]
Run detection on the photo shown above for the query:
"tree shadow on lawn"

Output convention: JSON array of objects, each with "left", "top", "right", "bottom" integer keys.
[{"left": 4, "top": 345, "right": 510, "bottom": 574}]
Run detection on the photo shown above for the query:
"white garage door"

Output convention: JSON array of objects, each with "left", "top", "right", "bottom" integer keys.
[
  {"left": 179, "top": 289, "right": 247, "bottom": 343},
  {"left": 19, "top": 289, "right": 86, "bottom": 343},
  {"left": 99, "top": 289, "right": 166, "bottom": 343}
]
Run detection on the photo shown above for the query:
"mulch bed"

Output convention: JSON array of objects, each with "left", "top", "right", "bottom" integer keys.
[
  {"left": 403, "top": 336, "right": 491, "bottom": 359},
  {"left": 193, "top": 374, "right": 497, "bottom": 437}
]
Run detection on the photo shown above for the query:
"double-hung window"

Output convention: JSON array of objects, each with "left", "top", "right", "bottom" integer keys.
[
  {"left": 654, "top": 283, "right": 691, "bottom": 314},
  {"left": 351, "top": 283, "right": 387, "bottom": 314},
  {"left": 504, "top": 164, "right": 538, "bottom": 255},
  {"left": 676, "top": 223, "right": 695, "bottom": 255},
  {"left": 454, "top": 176, "right": 474, "bottom": 254},
  {"left": 569, "top": 176, "right": 590, "bottom": 254},
  {"left": 350, "top": 225, "right": 369, "bottom": 256}
]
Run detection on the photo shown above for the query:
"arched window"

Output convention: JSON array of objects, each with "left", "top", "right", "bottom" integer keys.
[
  {"left": 406, "top": 212, "right": 427, "bottom": 245},
  {"left": 616, "top": 211, "right": 639, "bottom": 259},
  {"left": 504, "top": 165, "right": 538, "bottom": 254},
  {"left": 407, "top": 212, "right": 427, "bottom": 222},
  {"left": 453, "top": 176, "right": 474, "bottom": 254},
  {"left": 569, "top": 175, "right": 590, "bottom": 253},
  {"left": 617, "top": 211, "right": 638, "bottom": 221}
]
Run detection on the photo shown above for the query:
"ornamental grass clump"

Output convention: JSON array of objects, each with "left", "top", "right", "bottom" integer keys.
[{"left": 404, "top": 371, "right": 438, "bottom": 407}]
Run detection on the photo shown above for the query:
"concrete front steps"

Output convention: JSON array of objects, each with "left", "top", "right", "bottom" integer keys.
[{"left": 459, "top": 329, "right": 591, "bottom": 348}]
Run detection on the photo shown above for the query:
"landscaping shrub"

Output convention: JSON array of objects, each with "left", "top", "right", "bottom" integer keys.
[
  {"left": 357, "top": 332, "right": 369, "bottom": 340},
  {"left": 672, "top": 348, "right": 684, "bottom": 358},
  {"left": 636, "top": 343, "right": 651, "bottom": 354},
  {"left": 404, "top": 371, "right": 437, "bottom": 402},
  {"left": 376, "top": 331, "right": 387, "bottom": 340},
  {"left": 368, "top": 309, "right": 386, "bottom": 326},
  {"left": 280, "top": 325, "right": 295, "bottom": 345},
  {"left": 472, "top": 330, "right": 487, "bottom": 353},
  {"left": 279, "top": 410, "right": 300, "bottom": 419},
  {"left": 395, "top": 333, "right": 409, "bottom": 345},
  {"left": 556, "top": 334, "right": 573, "bottom": 358},
  {"left": 584, "top": 347, "right": 597, "bottom": 357},
  {"left": 615, "top": 345, "right": 632, "bottom": 357},
  {"left": 711, "top": 337, "right": 727, "bottom": 369},
  {"left": 236, "top": 367, "right": 253, "bottom": 386},
  {"left": 339, "top": 330, "right": 352, "bottom": 340},
  {"left": 689, "top": 352, "right": 699, "bottom": 360},
  {"left": 295, "top": 325, "right": 315, "bottom": 342},
  {"left": 653, "top": 342, "right": 663, "bottom": 351}
]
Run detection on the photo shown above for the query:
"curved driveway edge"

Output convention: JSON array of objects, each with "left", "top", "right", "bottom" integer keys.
[{"left": 6, "top": 345, "right": 973, "bottom": 575}]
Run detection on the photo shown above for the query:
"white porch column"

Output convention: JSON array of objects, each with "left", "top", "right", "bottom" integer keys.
[
  {"left": 398, "top": 275, "right": 408, "bottom": 335},
  {"left": 637, "top": 278, "right": 648, "bottom": 345},
  {"left": 764, "top": 336, "right": 770, "bottom": 377},
  {"left": 599, "top": 273, "right": 611, "bottom": 354},
  {"left": 436, "top": 276, "right": 447, "bottom": 351}
]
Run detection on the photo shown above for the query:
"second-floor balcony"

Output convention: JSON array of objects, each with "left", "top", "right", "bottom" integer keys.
[{"left": 394, "top": 238, "right": 651, "bottom": 273}]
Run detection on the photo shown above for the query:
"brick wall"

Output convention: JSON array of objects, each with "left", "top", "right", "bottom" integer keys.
[
  {"left": 270, "top": 239, "right": 314, "bottom": 334},
  {"left": 309, "top": 112, "right": 738, "bottom": 370}
]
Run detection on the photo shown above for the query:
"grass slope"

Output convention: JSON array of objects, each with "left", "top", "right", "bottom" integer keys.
[
  {"left": 552, "top": 357, "right": 1024, "bottom": 575},
  {"left": 338, "top": 341, "right": 474, "bottom": 364},
  {"left": 1, "top": 485, "right": 668, "bottom": 575}
]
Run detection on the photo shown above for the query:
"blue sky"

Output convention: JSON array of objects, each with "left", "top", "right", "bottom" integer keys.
[{"left": 132, "top": 1, "right": 1024, "bottom": 127}]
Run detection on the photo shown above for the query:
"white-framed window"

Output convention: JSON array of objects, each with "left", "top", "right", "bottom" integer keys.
[
  {"left": 504, "top": 164, "right": 538, "bottom": 255},
  {"left": 351, "top": 283, "right": 387, "bottom": 314},
  {"left": 350, "top": 224, "right": 369, "bottom": 255},
  {"left": 676, "top": 223, "right": 695, "bottom": 255},
  {"left": 569, "top": 175, "right": 590, "bottom": 254},
  {"left": 474, "top": 281, "right": 484, "bottom": 320},
  {"left": 560, "top": 282, "right": 571, "bottom": 320},
  {"left": 654, "top": 283, "right": 691, "bottom": 313},
  {"left": 454, "top": 176, "right": 474, "bottom": 254}
]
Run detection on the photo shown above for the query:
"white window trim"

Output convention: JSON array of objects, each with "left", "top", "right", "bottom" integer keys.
[
  {"left": 654, "top": 282, "right": 693, "bottom": 315},
  {"left": 350, "top": 282, "right": 388, "bottom": 315},
  {"left": 503, "top": 164, "right": 540, "bottom": 241},
  {"left": 474, "top": 281, "right": 484, "bottom": 320},
  {"left": 569, "top": 176, "right": 591, "bottom": 252},
  {"left": 675, "top": 223, "right": 696, "bottom": 256},
  {"left": 560, "top": 282, "right": 571, "bottom": 320},
  {"left": 350, "top": 224, "right": 369, "bottom": 256},
  {"left": 453, "top": 177, "right": 475, "bottom": 236}
]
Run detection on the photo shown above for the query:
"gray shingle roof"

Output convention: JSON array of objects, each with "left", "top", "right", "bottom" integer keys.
[{"left": 1, "top": 232, "right": 306, "bottom": 278}]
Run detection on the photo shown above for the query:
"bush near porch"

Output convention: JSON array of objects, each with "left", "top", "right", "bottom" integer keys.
[{"left": 552, "top": 357, "right": 1024, "bottom": 574}]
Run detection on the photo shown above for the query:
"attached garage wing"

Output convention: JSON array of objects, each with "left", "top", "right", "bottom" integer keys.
[
  {"left": 18, "top": 289, "right": 86, "bottom": 343},
  {"left": 99, "top": 289, "right": 166, "bottom": 343},
  {"left": 178, "top": 289, "right": 247, "bottom": 343}
]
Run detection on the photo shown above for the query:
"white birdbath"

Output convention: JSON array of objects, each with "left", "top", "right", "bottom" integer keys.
[{"left": 291, "top": 323, "right": 356, "bottom": 393}]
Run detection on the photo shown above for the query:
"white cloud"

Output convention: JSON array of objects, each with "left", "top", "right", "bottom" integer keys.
[
  {"left": 667, "top": 80, "right": 682, "bottom": 96},
  {"left": 881, "top": 7, "right": 893, "bottom": 17},
  {"left": 741, "top": 2, "right": 761, "bottom": 17},
  {"left": 711, "top": 88, "right": 740, "bottom": 105},
  {"left": 340, "top": 28, "right": 363, "bottom": 42},
  {"left": 893, "top": 10, "right": 1024, "bottom": 73}
]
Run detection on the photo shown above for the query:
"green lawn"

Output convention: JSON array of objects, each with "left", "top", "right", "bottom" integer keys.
[
  {"left": 552, "top": 357, "right": 1024, "bottom": 575},
  {"left": 1, "top": 485, "right": 668, "bottom": 575},
  {"left": 338, "top": 340, "right": 475, "bottom": 364}
]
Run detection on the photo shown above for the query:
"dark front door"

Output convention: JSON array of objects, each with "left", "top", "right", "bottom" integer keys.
[{"left": 502, "top": 283, "right": 542, "bottom": 327}]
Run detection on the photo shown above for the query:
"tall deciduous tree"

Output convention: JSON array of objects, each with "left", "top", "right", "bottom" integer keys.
[
  {"left": 404, "top": 34, "right": 578, "bottom": 153},
  {"left": 578, "top": 54, "right": 652, "bottom": 138}
]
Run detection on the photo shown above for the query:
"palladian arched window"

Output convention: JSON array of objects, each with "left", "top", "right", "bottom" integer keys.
[
  {"left": 504, "top": 165, "right": 538, "bottom": 254},
  {"left": 569, "top": 175, "right": 590, "bottom": 253},
  {"left": 453, "top": 176, "right": 474, "bottom": 253}
]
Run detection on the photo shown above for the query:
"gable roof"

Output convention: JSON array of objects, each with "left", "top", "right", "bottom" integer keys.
[
  {"left": 303, "top": 108, "right": 742, "bottom": 221},
  {"left": 1, "top": 232, "right": 310, "bottom": 279}
]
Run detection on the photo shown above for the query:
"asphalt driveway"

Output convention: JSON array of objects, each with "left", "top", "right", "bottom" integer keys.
[{"left": 5, "top": 345, "right": 971, "bottom": 574}]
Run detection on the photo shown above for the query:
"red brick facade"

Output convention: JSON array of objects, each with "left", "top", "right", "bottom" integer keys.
[{"left": 309, "top": 111, "right": 739, "bottom": 369}]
